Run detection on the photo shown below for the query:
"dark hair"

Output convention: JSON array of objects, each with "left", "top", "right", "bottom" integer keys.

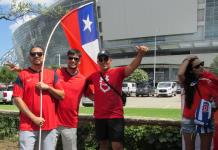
[
  {"left": 29, "top": 45, "right": 44, "bottom": 53},
  {"left": 183, "top": 58, "right": 198, "bottom": 108},
  {"left": 67, "top": 49, "right": 82, "bottom": 57}
]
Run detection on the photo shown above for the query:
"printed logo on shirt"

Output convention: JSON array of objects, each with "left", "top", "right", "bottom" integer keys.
[
  {"left": 26, "top": 77, "right": 32, "bottom": 82},
  {"left": 99, "top": 75, "right": 110, "bottom": 93},
  {"left": 202, "top": 103, "right": 209, "bottom": 112}
]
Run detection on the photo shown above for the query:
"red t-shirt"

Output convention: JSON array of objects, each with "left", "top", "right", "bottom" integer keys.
[
  {"left": 13, "top": 68, "right": 63, "bottom": 131},
  {"left": 183, "top": 71, "right": 218, "bottom": 119},
  {"left": 87, "top": 66, "right": 126, "bottom": 119},
  {"left": 56, "top": 68, "right": 86, "bottom": 128}
]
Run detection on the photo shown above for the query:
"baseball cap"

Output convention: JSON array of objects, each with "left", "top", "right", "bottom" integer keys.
[{"left": 97, "top": 50, "right": 110, "bottom": 59}]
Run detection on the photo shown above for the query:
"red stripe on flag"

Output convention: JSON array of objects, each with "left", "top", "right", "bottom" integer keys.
[{"left": 61, "top": 9, "right": 81, "bottom": 49}]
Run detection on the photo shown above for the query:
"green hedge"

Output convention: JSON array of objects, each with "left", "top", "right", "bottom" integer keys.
[
  {"left": 0, "top": 112, "right": 19, "bottom": 140},
  {"left": 0, "top": 112, "right": 181, "bottom": 150},
  {"left": 124, "top": 125, "right": 181, "bottom": 150}
]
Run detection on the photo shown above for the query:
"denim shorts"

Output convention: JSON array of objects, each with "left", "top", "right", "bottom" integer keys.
[{"left": 181, "top": 118, "right": 215, "bottom": 134}]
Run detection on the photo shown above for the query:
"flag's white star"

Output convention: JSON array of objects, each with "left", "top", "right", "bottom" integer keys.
[{"left": 83, "top": 15, "right": 93, "bottom": 32}]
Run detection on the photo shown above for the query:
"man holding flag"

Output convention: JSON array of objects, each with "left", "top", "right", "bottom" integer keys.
[{"left": 12, "top": 46, "right": 64, "bottom": 150}]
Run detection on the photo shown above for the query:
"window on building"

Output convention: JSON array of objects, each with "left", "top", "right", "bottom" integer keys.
[
  {"left": 99, "top": 22, "right": 102, "bottom": 33},
  {"left": 198, "top": 9, "right": 204, "bottom": 21},
  {"left": 97, "top": 6, "right": 101, "bottom": 18}
]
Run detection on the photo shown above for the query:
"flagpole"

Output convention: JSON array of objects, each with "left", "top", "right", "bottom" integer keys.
[
  {"left": 61, "top": 1, "right": 94, "bottom": 21},
  {"left": 38, "top": 19, "right": 61, "bottom": 150}
]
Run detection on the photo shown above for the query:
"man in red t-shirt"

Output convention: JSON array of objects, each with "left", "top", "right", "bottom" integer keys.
[
  {"left": 55, "top": 49, "right": 93, "bottom": 150},
  {"left": 87, "top": 45, "right": 149, "bottom": 150},
  {"left": 13, "top": 46, "right": 64, "bottom": 150}
]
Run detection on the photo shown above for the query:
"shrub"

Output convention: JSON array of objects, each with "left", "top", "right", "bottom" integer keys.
[
  {"left": 0, "top": 113, "right": 19, "bottom": 140},
  {"left": 0, "top": 112, "right": 181, "bottom": 149},
  {"left": 124, "top": 125, "right": 181, "bottom": 150}
]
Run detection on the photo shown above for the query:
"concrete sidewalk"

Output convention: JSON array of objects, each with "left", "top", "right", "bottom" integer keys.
[{"left": 125, "top": 94, "right": 181, "bottom": 109}]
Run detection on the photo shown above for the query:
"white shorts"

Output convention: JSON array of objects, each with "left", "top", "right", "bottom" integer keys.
[{"left": 19, "top": 129, "right": 58, "bottom": 150}]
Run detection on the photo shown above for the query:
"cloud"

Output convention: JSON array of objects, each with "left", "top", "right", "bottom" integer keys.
[
  {"left": 0, "top": 0, "right": 58, "bottom": 6},
  {"left": 9, "top": 14, "right": 37, "bottom": 33}
]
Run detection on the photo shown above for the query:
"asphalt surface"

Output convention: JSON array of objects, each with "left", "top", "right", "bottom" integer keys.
[{"left": 125, "top": 94, "right": 181, "bottom": 109}]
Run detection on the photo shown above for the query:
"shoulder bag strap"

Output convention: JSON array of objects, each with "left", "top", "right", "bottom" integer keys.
[{"left": 100, "top": 73, "right": 122, "bottom": 98}]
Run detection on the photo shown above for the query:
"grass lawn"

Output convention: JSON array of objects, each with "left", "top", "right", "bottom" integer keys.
[
  {"left": 79, "top": 107, "right": 181, "bottom": 120},
  {"left": 0, "top": 104, "right": 18, "bottom": 111},
  {"left": 0, "top": 105, "right": 181, "bottom": 120},
  {"left": 124, "top": 108, "right": 181, "bottom": 120}
]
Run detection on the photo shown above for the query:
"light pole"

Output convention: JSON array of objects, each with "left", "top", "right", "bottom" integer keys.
[
  {"left": 153, "top": 31, "right": 157, "bottom": 88},
  {"left": 57, "top": 53, "right": 60, "bottom": 67}
]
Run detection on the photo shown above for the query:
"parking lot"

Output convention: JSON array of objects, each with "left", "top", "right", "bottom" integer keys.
[{"left": 125, "top": 94, "right": 181, "bottom": 109}]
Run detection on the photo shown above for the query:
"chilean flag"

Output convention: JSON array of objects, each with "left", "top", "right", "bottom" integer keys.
[{"left": 61, "top": 2, "right": 99, "bottom": 77}]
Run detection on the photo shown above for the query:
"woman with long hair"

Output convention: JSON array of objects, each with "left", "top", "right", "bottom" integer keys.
[{"left": 178, "top": 55, "right": 218, "bottom": 150}]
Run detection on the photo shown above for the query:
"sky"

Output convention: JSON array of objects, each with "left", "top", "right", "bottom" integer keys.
[
  {"left": 0, "top": 0, "right": 57, "bottom": 58},
  {"left": 0, "top": 20, "right": 13, "bottom": 57}
]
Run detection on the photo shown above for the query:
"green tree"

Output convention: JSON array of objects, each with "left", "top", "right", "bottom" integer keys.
[
  {"left": 0, "top": 67, "right": 17, "bottom": 84},
  {"left": 0, "top": 0, "right": 65, "bottom": 21},
  {"left": 210, "top": 55, "right": 218, "bottom": 76},
  {"left": 124, "top": 68, "right": 148, "bottom": 83}
]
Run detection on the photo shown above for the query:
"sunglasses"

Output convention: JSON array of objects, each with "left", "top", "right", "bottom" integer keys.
[
  {"left": 29, "top": 52, "right": 43, "bottom": 57},
  {"left": 193, "top": 61, "right": 204, "bottom": 69},
  {"left": 98, "top": 56, "right": 109, "bottom": 63},
  {"left": 68, "top": 56, "right": 80, "bottom": 62}
]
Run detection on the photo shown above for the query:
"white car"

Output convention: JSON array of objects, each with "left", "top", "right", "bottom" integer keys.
[
  {"left": 156, "top": 82, "right": 177, "bottom": 97},
  {"left": 81, "top": 97, "right": 94, "bottom": 107},
  {"left": 122, "top": 82, "right": 136, "bottom": 96},
  {"left": 2, "top": 85, "right": 13, "bottom": 104},
  {"left": 0, "top": 84, "right": 7, "bottom": 102}
]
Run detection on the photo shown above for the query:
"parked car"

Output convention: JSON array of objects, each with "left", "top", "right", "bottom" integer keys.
[
  {"left": 2, "top": 85, "right": 13, "bottom": 104},
  {"left": 156, "top": 81, "right": 177, "bottom": 97},
  {"left": 0, "top": 84, "right": 7, "bottom": 102},
  {"left": 122, "top": 82, "right": 136, "bottom": 96},
  {"left": 81, "top": 97, "right": 94, "bottom": 107},
  {"left": 176, "top": 84, "right": 181, "bottom": 94},
  {"left": 136, "top": 82, "right": 155, "bottom": 97}
]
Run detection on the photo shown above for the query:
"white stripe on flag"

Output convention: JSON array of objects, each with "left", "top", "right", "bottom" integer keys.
[
  {"left": 82, "top": 39, "right": 100, "bottom": 63},
  {"left": 199, "top": 101, "right": 203, "bottom": 120}
]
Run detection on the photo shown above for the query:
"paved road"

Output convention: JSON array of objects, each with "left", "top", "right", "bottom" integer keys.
[{"left": 125, "top": 94, "right": 181, "bottom": 109}]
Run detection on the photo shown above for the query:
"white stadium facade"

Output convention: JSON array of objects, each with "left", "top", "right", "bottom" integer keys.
[{"left": 12, "top": 0, "right": 218, "bottom": 83}]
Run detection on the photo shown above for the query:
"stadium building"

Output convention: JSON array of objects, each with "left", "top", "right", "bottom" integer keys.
[{"left": 12, "top": 0, "right": 218, "bottom": 83}]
